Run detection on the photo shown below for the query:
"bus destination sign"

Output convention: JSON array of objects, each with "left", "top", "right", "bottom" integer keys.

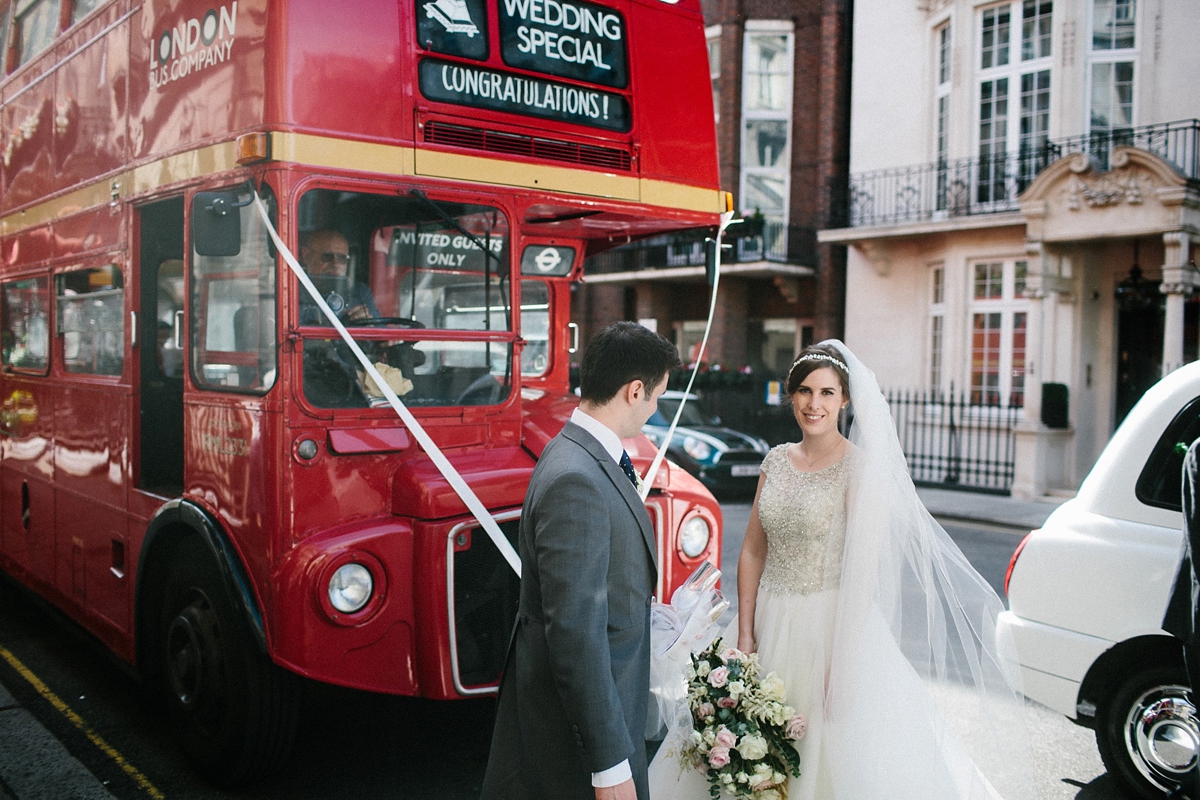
[
  {"left": 498, "top": 0, "right": 628, "bottom": 89},
  {"left": 418, "top": 58, "right": 631, "bottom": 132}
]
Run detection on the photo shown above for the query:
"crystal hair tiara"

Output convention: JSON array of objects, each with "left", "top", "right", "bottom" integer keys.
[{"left": 789, "top": 352, "right": 848, "bottom": 374}]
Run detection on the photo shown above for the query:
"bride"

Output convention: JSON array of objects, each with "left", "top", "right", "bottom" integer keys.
[{"left": 649, "top": 341, "right": 1037, "bottom": 800}]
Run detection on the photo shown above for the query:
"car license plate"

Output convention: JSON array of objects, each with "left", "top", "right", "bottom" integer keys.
[{"left": 730, "top": 464, "right": 761, "bottom": 477}]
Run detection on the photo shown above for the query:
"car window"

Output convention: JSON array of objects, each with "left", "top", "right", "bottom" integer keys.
[
  {"left": 1136, "top": 396, "right": 1200, "bottom": 511},
  {"left": 653, "top": 397, "right": 718, "bottom": 427}
]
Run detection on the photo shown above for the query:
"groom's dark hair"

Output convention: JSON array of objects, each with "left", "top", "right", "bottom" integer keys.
[{"left": 579, "top": 322, "right": 680, "bottom": 405}]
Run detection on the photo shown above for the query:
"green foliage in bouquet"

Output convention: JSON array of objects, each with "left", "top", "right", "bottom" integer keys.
[{"left": 679, "top": 638, "right": 805, "bottom": 800}]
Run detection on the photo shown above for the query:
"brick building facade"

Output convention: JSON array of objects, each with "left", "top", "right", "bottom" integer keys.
[{"left": 570, "top": 0, "right": 852, "bottom": 374}]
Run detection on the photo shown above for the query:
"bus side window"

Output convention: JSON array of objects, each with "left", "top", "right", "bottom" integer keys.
[
  {"left": 55, "top": 264, "right": 124, "bottom": 376},
  {"left": 190, "top": 186, "right": 277, "bottom": 393},
  {"left": 0, "top": 3, "right": 11, "bottom": 74},
  {"left": 13, "top": 0, "right": 60, "bottom": 68},
  {"left": 1, "top": 276, "right": 50, "bottom": 372}
]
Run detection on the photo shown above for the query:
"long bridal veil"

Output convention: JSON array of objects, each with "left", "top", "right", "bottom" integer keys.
[{"left": 824, "top": 340, "right": 1037, "bottom": 800}]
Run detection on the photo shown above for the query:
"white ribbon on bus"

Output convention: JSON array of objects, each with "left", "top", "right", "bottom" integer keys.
[
  {"left": 255, "top": 191, "right": 735, "bottom": 577},
  {"left": 638, "top": 210, "right": 738, "bottom": 501},
  {"left": 252, "top": 193, "right": 522, "bottom": 576}
]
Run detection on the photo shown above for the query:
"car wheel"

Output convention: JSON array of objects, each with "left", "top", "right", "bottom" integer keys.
[
  {"left": 160, "top": 538, "right": 298, "bottom": 786},
  {"left": 1096, "top": 665, "right": 1199, "bottom": 799}
]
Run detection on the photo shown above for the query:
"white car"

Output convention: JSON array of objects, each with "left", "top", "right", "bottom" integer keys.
[{"left": 1001, "top": 361, "right": 1200, "bottom": 799}]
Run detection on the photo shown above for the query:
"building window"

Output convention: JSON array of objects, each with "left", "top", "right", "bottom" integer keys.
[
  {"left": 937, "top": 22, "right": 952, "bottom": 85},
  {"left": 1090, "top": 61, "right": 1134, "bottom": 132},
  {"left": 977, "top": 78, "right": 1009, "bottom": 203},
  {"left": 980, "top": 6, "right": 1010, "bottom": 69},
  {"left": 934, "top": 23, "right": 951, "bottom": 210},
  {"left": 14, "top": 0, "right": 60, "bottom": 67},
  {"left": 969, "top": 259, "right": 1028, "bottom": 406},
  {"left": 977, "top": 2, "right": 1052, "bottom": 205},
  {"left": 930, "top": 265, "right": 945, "bottom": 388},
  {"left": 1092, "top": 0, "right": 1135, "bottom": 50},
  {"left": 740, "top": 22, "right": 793, "bottom": 259},
  {"left": 1021, "top": 0, "right": 1053, "bottom": 61},
  {"left": 706, "top": 26, "right": 721, "bottom": 123},
  {"left": 1018, "top": 69, "right": 1050, "bottom": 186},
  {"left": 1089, "top": 0, "right": 1136, "bottom": 147}
]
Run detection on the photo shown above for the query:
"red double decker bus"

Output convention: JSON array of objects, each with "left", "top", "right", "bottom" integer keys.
[{"left": 0, "top": 0, "right": 724, "bottom": 782}]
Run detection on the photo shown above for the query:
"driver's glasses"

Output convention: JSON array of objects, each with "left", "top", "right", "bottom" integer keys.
[{"left": 319, "top": 252, "right": 350, "bottom": 265}]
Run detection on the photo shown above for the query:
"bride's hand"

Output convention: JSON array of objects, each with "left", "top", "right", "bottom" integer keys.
[{"left": 738, "top": 631, "right": 756, "bottom": 653}]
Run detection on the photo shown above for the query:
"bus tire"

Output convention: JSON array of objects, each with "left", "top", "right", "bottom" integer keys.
[
  {"left": 1095, "top": 664, "right": 1196, "bottom": 799},
  {"left": 159, "top": 537, "right": 297, "bottom": 786}
]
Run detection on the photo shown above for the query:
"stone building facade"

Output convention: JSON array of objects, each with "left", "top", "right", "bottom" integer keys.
[{"left": 821, "top": 0, "right": 1200, "bottom": 496}]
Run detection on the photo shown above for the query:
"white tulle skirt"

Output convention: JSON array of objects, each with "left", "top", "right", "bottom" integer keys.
[{"left": 648, "top": 587, "right": 839, "bottom": 800}]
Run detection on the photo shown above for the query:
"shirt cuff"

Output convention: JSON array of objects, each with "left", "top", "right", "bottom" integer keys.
[{"left": 591, "top": 759, "right": 632, "bottom": 788}]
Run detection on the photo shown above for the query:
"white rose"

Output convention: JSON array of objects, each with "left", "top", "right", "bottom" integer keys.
[
  {"left": 697, "top": 661, "right": 712, "bottom": 678},
  {"left": 727, "top": 680, "right": 745, "bottom": 698},
  {"left": 737, "top": 733, "right": 769, "bottom": 761},
  {"left": 760, "top": 673, "right": 786, "bottom": 702}
]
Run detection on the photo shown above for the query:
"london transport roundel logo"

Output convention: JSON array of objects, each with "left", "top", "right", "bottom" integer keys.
[{"left": 534, "top": 247, "right": 562, "bottom": 273}]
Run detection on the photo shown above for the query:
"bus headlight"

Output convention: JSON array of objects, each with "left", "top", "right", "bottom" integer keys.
[
  {"left": 679, "top": 516, "right": 711, "bottom": 558},
  {"left": 328, "top": 563, "right": 373, "bottom": 613}
]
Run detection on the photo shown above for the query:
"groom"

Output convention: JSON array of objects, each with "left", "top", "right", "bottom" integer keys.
[{"left": 481, "top": 322, "right": 679, "bottom": 800}]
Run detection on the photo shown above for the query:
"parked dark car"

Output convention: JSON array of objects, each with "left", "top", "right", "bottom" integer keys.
[{"left": 642, "top": 391, "right": 770, "bottom": 495}]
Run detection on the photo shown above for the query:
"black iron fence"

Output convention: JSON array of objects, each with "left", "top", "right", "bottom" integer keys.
[
  {"left": 885, "top": 387, "right": 1021, "bottom": 494},
  {"left": 656, "top": 372, "right": 1022, "bottom": 494},
  {"left": 847, "top": 118, "right": 1200, "bottom": 228}
]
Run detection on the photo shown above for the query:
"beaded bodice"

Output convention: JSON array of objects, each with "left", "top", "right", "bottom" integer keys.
[{"left": 757, "top": 443, "right": 852, "bottom": 595}]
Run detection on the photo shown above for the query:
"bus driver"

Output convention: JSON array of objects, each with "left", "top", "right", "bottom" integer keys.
[{"left": 299, "top": 230, "right": 380, "bottom": 325}]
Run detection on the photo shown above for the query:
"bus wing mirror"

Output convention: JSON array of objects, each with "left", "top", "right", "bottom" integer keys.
[{"left": 192, "top": 191, "right": 243, "bottom": 256}]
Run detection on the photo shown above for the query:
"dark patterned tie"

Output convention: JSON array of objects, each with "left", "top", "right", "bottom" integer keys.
[{"left": 618, "top": 450, "right": 640, "bottom": 487}]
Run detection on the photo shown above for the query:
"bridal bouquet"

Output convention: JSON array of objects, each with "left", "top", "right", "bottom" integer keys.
[{"left": 681, "top": 638, "right": 805, "bottom": 800}]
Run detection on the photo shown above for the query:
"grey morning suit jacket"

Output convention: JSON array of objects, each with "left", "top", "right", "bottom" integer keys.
[{"left": 481, "top": 421, "right": 658, "bottom": 800}]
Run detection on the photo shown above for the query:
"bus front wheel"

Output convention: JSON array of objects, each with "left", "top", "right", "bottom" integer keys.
[{"left": 160, "top": 538, "right": 297, "bottom": 786}]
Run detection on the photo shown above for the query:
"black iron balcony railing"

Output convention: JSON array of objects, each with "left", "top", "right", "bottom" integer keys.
[
  {"left": 584, "top": 221, "right": 817, "bottom": 274},
  {"left": 845, "top": 119, "right": 1200, "bottom": 228}
]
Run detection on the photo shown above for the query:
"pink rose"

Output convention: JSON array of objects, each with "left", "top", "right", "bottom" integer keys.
[
  {"left": 715, "top": 726, "right": 737, "bottom": 748},
  {"left": 786, "top": 714, "right": 808, "bottom": 740},
  {"left": 708, "top": 746, "right": 731, "bottom": 768},
  {"left": 717, "top": 696, "right": 738, "bottom": 709},
  {"left": 697, "top": 702, "right": 715, "bottom": 719},
  {"left": 721, "top": 647, "right": 743, "bottom": 662},
  {"left": 708, "top": 666, "right": 729, "bottom": 688}
]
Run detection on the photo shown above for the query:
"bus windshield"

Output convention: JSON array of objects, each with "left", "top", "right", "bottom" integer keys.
[{"left": 296, "top": 189, "right": 514, "bottom": 409}]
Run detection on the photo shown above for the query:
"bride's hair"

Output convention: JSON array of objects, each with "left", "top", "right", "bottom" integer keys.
[{"left": 785, "top": 343, "right": 850, "bottom": 396}]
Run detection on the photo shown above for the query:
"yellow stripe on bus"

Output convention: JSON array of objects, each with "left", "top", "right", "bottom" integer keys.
[
  {"left": 0, "top": 133, "right": 720, "bottom": 237},
  {"left": 0, "top": 643, "right": 165, "bottom": 800}
]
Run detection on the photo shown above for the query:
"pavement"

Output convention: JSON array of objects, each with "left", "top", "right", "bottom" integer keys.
[
  {"left": 0, "top": 678, "right": 115, "bottom": 799},
  {"left": 916, "top": 485, "right": 1068, "bottom": 530},
  {"left": 0, "top": 487, "right": 1067, "bottom": 800}
]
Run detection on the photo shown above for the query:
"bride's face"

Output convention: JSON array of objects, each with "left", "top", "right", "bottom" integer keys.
[{"left": 791, "top": 366, "right": 846, "bottom": 438}]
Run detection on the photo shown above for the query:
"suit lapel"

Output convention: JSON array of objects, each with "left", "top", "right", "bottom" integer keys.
[{"left": 560, "top": 423, "right": 657, "bottom": 570}]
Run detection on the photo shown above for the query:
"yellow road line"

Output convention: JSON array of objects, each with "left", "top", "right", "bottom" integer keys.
[{"left": 0, "top": 644, "right": 164, "bottom": 799}]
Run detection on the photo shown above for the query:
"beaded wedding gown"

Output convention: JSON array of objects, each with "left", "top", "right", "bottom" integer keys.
[
  {"left": 647, "top": 341, "right": 1037, "bottom": 800},
  {"left": 648, "top": 445, "right": 849, "bottom": 800}
]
